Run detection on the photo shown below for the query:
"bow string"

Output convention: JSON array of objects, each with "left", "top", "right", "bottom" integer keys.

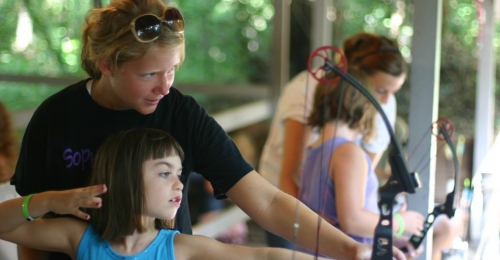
[{"left": 405, "top": 118, "right": 461, "bottom": 250}]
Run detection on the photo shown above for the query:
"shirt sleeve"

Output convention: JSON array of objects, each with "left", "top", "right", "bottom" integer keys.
[
  {"left": 182, "top": 97, "right": 254, "bottom": 199},
  {"left": 279, "top": 70, "right": 318, "bottom": 124}
]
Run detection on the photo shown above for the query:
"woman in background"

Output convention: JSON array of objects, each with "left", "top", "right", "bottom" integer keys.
[{"left": 0, "top": 102, "right": 20, "bottom": 260}]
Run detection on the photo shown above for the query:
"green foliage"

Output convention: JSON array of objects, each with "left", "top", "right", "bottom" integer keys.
[
  {"left": 0, "top": 0, "right": 92, "bottom": 77},
  {"left": 173, "top": 0, "right": 273, "bottom": 83},
  {"left": 438, "top": 0, "right": 480, "bottom": 136},
  {"left": 0, "top": 0, "right": 498, "bottom": 137},
  {"left": 0, "top": 0, "right": 91, "bottom": 112},
  {"left": 0, "top": 0, "right": 273, "bottom": 112},
  {"left": 0, "top": 1, "right": 18, "bottom": 52},
  {"left": 329, "top": 0, "right": 497, "bottom": 136},
  {"left": 0, "top": 82, "right": 64, "bottom": 111}
]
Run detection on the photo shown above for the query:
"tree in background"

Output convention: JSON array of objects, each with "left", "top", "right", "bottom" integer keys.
[{"left": 0, "top": 0, "right": 498, "bottom": 136}]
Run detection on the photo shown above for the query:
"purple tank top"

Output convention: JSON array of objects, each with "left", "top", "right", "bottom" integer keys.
[{"left": 299, "top": 137, "right": 379, "bottom": 244}]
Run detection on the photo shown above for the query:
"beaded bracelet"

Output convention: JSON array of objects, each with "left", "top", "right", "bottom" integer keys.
[
  {"left": 22, "top": 194, "right": 44, "bottom": 221},
  {"left": 393, "top": 213, "right": 405, "bottom": 238}
]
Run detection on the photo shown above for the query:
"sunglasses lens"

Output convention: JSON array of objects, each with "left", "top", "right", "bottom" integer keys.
[
  {"left": 164, "top": 8, "right": 185, "bottom": 32},
  {"left": 135, "top": 15, "right": 162, "bottom": 41}
]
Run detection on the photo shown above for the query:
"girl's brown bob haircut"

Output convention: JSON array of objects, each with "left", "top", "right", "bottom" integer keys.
[
  {"left": 308, "top": 69, "right": 378, "bottom": 142},
  {"left": 81, "top": 0, "right": 185, "bottom": 79},
  {"left": 87, "top": 128, "right": 184, "bottom": 241}
]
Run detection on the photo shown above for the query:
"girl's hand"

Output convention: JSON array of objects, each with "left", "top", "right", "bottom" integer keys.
[
  {"left": 397, "top": 203, "right": 424, "bottom": 236},
  {"left": 352, "top": 243, "right": 407, "bottom": 260},
  {"left": 393, "top": 236, "right": 424, "bottom": 260},
  {"left": 47, "top": 184, "right": 107, "bottom": 220}
]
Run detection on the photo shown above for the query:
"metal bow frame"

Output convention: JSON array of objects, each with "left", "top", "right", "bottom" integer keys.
[{"left": 406, "top": 118, "right": 460, "bottom": 250}]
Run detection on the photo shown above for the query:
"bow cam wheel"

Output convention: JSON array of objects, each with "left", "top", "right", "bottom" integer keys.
[
  {"left": 431, "top": 117, "right": 455, "bottom": 141},
  {"left": 307, "top": 46, "right": 348, "bottom": 85}
]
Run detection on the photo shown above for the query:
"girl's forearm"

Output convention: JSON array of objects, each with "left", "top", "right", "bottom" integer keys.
[
  {"left": 339, "top": 209, "right": 385, "bottom": 237},
  {"left": 265, "top": 248, "right": 330, "bottom": 260},
  {"left": 340, "top": 209, "right": 401, "bottom": 237},
  {"left": 0, "top": 193, "right": 50, "bottom": 234},
  {"left": 263, "top": 192, "right": 358, "bottom": 259}
]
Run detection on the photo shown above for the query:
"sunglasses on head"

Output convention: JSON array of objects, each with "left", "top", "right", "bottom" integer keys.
[{"left": 130, "top": 7, "right": 184, "bottom": 43}]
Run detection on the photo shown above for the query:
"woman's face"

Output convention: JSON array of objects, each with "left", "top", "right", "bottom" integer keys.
[
  {"left": 368, "top": 71, "right": 406, "bottom": 104},
  {"left": 106, "top": 46, "right": 182, "bottom": 115}
]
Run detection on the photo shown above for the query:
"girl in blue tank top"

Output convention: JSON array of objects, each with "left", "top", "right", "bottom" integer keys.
[{"left": 0, "top": 128, "right": 332, "bottom": 260}]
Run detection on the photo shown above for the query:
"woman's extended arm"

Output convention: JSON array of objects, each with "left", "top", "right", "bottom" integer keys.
[
  {"left": 226, "top": 170, "right": 406, "bottom": 260},
  {"left": 175, "top": 233, "right": 331, "bottom": 260}
]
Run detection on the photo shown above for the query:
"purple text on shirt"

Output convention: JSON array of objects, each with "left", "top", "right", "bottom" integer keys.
[{"left": 63, "top": 148, "right": 94, "bottom": 170}]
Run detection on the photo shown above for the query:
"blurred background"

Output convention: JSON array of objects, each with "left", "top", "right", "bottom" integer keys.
[
  {"left": 0, "top": 1, "right": 499, "bottom": 259},
  {"left": 1, "top": 0, "right": 498, "bottom": 136}
]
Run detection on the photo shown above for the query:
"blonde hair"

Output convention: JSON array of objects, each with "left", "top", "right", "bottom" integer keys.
[
  {"left": 308, "top": 69, "right": 378, "bottom": 142},
  {"left": 81, "top": 0, "right": 185, "bottom": 78}
]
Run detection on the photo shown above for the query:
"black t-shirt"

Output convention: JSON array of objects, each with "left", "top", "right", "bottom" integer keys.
[{"left": 12, "top": 79, "right": 253, "bottom": 234}]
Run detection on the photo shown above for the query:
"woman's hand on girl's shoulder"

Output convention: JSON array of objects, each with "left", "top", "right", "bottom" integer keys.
[{"left": 47, "top": 184, "right": 107, "bottom": 220}]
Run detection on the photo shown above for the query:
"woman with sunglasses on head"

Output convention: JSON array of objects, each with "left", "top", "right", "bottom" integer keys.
[{"left": 11, "top": 1, "right": 406, "bottom": 260}]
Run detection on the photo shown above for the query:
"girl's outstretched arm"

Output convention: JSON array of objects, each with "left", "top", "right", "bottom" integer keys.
[
  {"left": 331, "top": 142, "right": 382, "bottom": 237},
  {"left": 331, "top": 144, "right": 423, "bottom": 237},
  {"left": 174, "top": 233, "right": 330, "bottom": 260},
  {"left": 0, "top": 185, "right": 106, "bottom": 256}
]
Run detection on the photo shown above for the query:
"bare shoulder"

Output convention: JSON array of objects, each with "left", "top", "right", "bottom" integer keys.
[
  {"left": 329, "top": 141, "right": 369, "bottom": 179},
  {"left": 57, "top": 217, "right": 88, "bottom": 237},
  {"left": 332, "top": 141, "right": 366, "bottom": 163},
  {"left": 47, "top": 217, "right": 89, "bottom": 255},
  {"left": 173, "top": 234, "right": 212, "bottom": 260}
]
